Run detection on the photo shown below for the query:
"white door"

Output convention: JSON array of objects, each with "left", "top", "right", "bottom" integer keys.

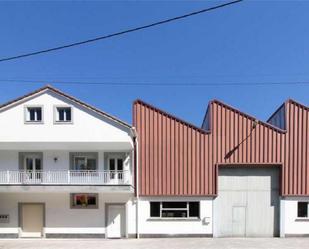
[
  {"left": 23, "top": 155, "right": 42, "bottom": 183},
  {"left": 107, "top": 205, "right": 125, "bottom": 238},
  {"left": 108, "top": 157, "right": 124, "bottom": 183},
  {"left": 20, "top": 204, "right": 44, "bottom": 238}
]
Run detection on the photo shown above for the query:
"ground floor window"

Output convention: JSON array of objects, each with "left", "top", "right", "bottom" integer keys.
[
  {"left": 70, "top": 193, "right": 98, "bottom": 209},
  {"left": 297, "top": 202, "right": 309, "bottom": 218},
  {"left": 150, "top": 201, "right": 199, "bottom": 218}
]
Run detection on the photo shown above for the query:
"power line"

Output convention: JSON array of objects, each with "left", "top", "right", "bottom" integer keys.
[
  {"left": 0, "top": 0, "right": 243, "bottom": 63},
  {"left": 1, "top": 78, "right": 309, "bottom": 87}
]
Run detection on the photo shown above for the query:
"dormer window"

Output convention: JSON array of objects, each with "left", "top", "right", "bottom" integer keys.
[
  {"left": 25, "top": 106, "right": 43, "bottom": 123},
  {"left": 55, "top": 106, "right": 72, "bottom": 123}
]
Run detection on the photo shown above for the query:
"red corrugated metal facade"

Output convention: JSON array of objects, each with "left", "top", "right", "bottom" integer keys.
[{"left": 133, "top": 99, "right": 309, "bottom": 196}]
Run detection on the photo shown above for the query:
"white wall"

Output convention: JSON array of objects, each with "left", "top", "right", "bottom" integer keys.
[
  {"left": 282, "top": 197, "right": 309, "bottom": 236},
  {"left": 0, "top": 91, "right": 133, "bottom": 147},
  {"left": 138, "top": 197, "right": 213, "bottom": 236},
  {"left": 0, "top": 192, "right": 136, "bottom": 236}
]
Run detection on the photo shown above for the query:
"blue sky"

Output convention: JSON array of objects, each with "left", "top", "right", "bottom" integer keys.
[{"left": 0, "top": 0, "right": 308, "bottom": 125}]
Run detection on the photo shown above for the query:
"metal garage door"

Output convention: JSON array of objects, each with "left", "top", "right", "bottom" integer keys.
[{"left": 214, "top": 167, "right": 280, "bottom": 237}]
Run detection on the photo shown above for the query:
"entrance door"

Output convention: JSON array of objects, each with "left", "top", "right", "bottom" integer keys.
[
  {"left": 108, "top": 157, "right": 124, "bottom": 183},
  {"left": 23, "top": 154, "right": 42, "bottom": 183},
  {"left": 232, "top": 206, "right": 246, "bottom": 237},
  {"left": 107, "top": 205, "right": 125, "bottom": 238},
  {"left": 20, "top": 204, "right": 44, "bottom": 238},
  {"left": 215, "top": 167, "right": 280, "bottom": 237}
]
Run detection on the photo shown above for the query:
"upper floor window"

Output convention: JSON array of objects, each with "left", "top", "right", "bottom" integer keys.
[
  {"left": 70, "top": 152, "right": 98, "bottom": 171},
  {"left": 25, "top": 106, "right": 43, "bottom": 123},
  {"left": 55, "top": 106, "right": 72, "bottom": 123},
  {"left": 298, "top": 202, "right": 309, "bottom": 218}
]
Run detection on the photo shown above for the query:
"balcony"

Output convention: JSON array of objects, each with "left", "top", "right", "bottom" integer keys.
[{"left": 0, "top": 170, "right": 131, "bottom": 185}]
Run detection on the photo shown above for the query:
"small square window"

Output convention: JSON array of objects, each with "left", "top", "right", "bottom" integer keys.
[
  {"left": 71, "top": 193, "right": 98, "bottom": 209},
  {"left": 25, "top": 107, "right": 43, "bottom": 123},
  {"left": 55, "top": 107, "right": 72, "bottom": 122},
  {"left": 297, "top": 202, "right": 308, "bottom": 218}
]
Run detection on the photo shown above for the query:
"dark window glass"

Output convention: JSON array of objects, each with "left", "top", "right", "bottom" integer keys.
[
  {"left": 28, "top": 107, "right": 42, "bottom": 121},
  {"left": 87, "top": 158, "right": 96, "bottom": 171},
  {"left": 109, "top": 159, "right": 115, "bottom": 171},
  {"left": 162, "top": 210, "right": 187, "bottom": 218},
  {"left": 189, "top": 202, "right": 200, "bottom": 217},
  {"left": 298, "top": 202, "right": 308, "bottom": 218},
  {"left": 150, "top": 202, "right": 160, "bottom": 217},
  {"left": 87, "top": 195, "right": 97, "bottom": 205},
  {"left": 162, "top": 202, "right": 187, "bottom": 209},
  {"left": 57, "top": 107, "right": 71, "bottom": 121},
  {"left": 117, "top": 159, "right": 123, "bottom": 171}
]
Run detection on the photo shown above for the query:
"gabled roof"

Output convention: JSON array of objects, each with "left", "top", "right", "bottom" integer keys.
[
  {"left": 208, "top": 99, "right": 287, "bottom": 133},
  {"left": 134, "top": 99, "right": 209, "bottom": 134},
  {"left": 0, "top": 85, "right": 132, "bottom": 129}
]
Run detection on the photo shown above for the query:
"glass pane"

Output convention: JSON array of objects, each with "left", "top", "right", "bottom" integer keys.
[
  {"left": 74, "top": 157, "right": 86, "bottom": 170},
  {"left": 117, "top": 159, "right": 123, "bottom": 171},
  {"left": 29, "top": 109, "right": 35, "bottom": 121},
  {"left": 162, "top": 202, "right": 187, "bottom": 209},
  {"left": 58, "top": 109, "right": 65, "bottom": 121},
  {"left": 26, "top": 158, "right": 33, "bottom": 171},
  {"left": 162, "top": 210, "right": 187, "bottom": 218},
  {"left": 109, "top": 159, "right": 115, "bottom": 171},
  {"left": 189, "top": 202, "right": 200, "bottom": 217},
  {"left": 65, "top": 108, "right": 71, "bottom": 121},
  {"left": 298, "top": 202, "right": 308, "bottom": 217},
  {"left": 87, "top": 158, "right": 96, "bottom": 171},
  {"left": 36, "top": 109, "right": 42, "bottom": 121},
  {"left": 150, "top": 202, "right": 160, "bottom": 217},
  {"left": 74, "top": 194, "right": 87, "bottom": 206},
  {"left": 35, "top": 158, "right": 42, "bottom": 171},
  {"left": 87, "top": 195, "right": 97, "bottom": 205}
]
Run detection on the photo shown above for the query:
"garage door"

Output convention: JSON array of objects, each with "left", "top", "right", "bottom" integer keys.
[{"left": 214, "top": 167, "right": 280, "bottom": 237}]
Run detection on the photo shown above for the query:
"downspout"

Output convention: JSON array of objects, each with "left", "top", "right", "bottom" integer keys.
[{"left": 131, "top": 127, "right": 139, "bottom": 239}]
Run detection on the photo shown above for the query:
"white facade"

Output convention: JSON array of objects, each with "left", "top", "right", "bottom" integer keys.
[
  {"left": 0, "top": 86, "right": 136, "bottom": 238},
  {"left": 137, "top": 197, "right": 213, "bottom": 237},
  {"left": 281, "top": 197, "right": 309, "bottom": 237}
]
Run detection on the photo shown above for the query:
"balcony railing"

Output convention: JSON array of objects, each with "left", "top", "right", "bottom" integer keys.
[{"left": 0, "top": 170, "right": 131, "bottom": 185}]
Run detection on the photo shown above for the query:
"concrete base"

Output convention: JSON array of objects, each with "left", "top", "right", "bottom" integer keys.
[
  {"left": 0, "top": 234, "right": 19, "bottom": 238},
  {"left": 45, "top": 233, "right": 105, "bottom": 238},
  {"left": 139, "top": 234, "right": 213, "bottom": 238}
]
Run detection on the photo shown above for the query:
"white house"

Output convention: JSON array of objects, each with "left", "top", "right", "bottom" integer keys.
[{"left": 0, "top": 85, "right": 137, "bottom": 238}]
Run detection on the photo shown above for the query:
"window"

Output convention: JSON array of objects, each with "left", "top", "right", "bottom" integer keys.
[
  {"left": 70, "top": 193, "right": 98, "bottom": 209},
  {"left": 150, "top": 202, "right": 200, "bottom": 219},
  {"left": 73, "top": 156, "right": 96, "bottom": 171},
  {"left": 25, "top": 106, "right": 43, "bottom": 123},
  {"left": 70, "top": 152, "right": 98, "bottom": 171},
  {"left": 297, "top": 202, "right": 308, "bottom": 218},
  {"left": 55, "top": 106, "right": 72, "bottom": 123}
]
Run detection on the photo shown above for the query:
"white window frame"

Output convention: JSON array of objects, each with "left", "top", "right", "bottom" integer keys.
[
  {"left": 297, "top": 201, "right": 309, "bottom": 218},
  {"left": 54, "top": 105, "right": 73, "bottom": 124},
  {"left": 107, "top": 155, "right": 124, "bottom": 173},
  {"left": 72, "top": 155, "right": 97, "bottom": 171},
  {"left": 150, "top": 201, "right": 200, "bottom": 219},
  {"left": 24, "top": 105, "right": 44, "bottom": 124}
]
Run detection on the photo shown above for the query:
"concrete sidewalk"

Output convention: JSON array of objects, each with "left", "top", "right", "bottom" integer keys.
[{"left": 0, "top": 238, "right": 308, "bottom": 249}]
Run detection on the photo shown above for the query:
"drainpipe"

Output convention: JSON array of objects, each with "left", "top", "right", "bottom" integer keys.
[{"left": 131, "top": 127, "right": 139, "bottom": 239}]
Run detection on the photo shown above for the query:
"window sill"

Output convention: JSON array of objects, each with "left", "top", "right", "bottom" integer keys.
[
  {"left": 147, "top": 218, "right": 201, "bottom": 222},
  {"left": 54, "top": 121, "right": 73, "bottom": 125},
  {"left": 25, "top": 121, "right": 44, "bottom": 124},
  {"left": 295, "top": 218, "right": 309, "bottom": 222}
]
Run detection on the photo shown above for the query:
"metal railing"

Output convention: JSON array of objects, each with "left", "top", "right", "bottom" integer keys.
[{"left": 0, "top": 170, "right": 131, "bottom": 185}]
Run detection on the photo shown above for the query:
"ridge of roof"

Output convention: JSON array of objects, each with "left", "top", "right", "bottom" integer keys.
[
  {"left": 208, "top": 99, "right": 287, "bottom": 133},
  {"left": 0, "top": 85, "right": 132, "bottom": 129},
  {"left": 134, "top": 99, "right": 210, "bottom": 134}
]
